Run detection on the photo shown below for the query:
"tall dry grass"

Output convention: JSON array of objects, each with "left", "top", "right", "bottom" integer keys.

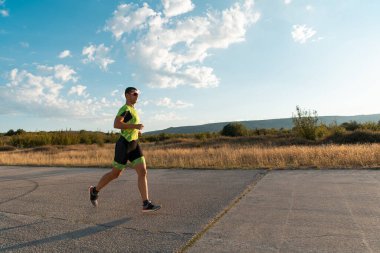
[{"left": 0, "top": 143, "right": 380, "bottom": 169}]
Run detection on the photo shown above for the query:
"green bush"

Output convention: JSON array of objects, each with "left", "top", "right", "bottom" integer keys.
[
  {"left": 5, "top": 129, "right": 15, "bottom": 136},
  {"left": 105, "top": 132, "right": 119, "bottom": 143},
  {"left": 15, "top": 129, "right": 26, "bottom": 135},
  {"left": 340, "top": 121, "right": 380, "bottom": 132},
  {"left": 324, "top": 130, "right": 380, "bottom": 144},
  {"left": 6, "top": 131, "right": 115, "bottom": 148},
  {"left": 252, "top": 128, "right": 284, "bottom": 136},
  {"left": 221, "top": 123, "right": 248, "bottom": 137},
  {"left": 360, "top": 122, "right": 380, "bottom": 131},
  {"left": 340, "top": 121, "right": 360, "bottom": 131},
  {"left": 92, "top": 132, "right": 104, "bottom": 146},
  {"left": 329, "top": 123, "right": 346, "bottom": 136},
  {"left": 315, "top": 124, "right": 330, "bottom": 140},
  {"left": 194, "top": 132, "right": 218, "bottom": 140},
  {"left": 11, "top": 133, "right": 52, "bottom": 148},
  {"left": 292, "top": 106, "right": 319, "bottom": 140},
  {"left": 80, "top": 133, "right": 92, "bottom": 144}
]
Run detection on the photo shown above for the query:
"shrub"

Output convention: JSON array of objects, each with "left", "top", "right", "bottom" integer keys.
[
  {"left": 10, "top": 133, "right": 52, "bottom": 148},
  {"left": 292, "top": 106, "right": 319, "bottom": 140},
  {"left": 194, "top": 132, "right": 217, "bottom": 140},
  {"left": 324, "top": 130, "right": 380, "bottom": 144},
  {"left": 105, "top": 132, "right": 119, "bottom": 143},
  {"left": 340, "top": 121, "right": 360, "bottom": 131},
  {"left": 80, "top": 133, "right": 92, "bottom": 144},
  {"left": 360, "top": 122, "right": 380, "bottom": 131},
  {"left": 92, "top": 132, "right": 104, "bottom": 146},
  {"left": 15, "top": 129, "right": 26, "bottom": 135},
  {"left": 330, "top": 125, "right": 346, "bottom": 136},
  {"left": 5, "top": 129, "right": 15, "bottom": 136},
  {"left": 315, "top": 124, "right": 330, "bottom": 140},
  {"left": 221, "top": 123, "right": 248, "bottom": 137}
]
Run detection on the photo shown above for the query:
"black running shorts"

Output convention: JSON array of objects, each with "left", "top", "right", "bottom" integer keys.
[{"left": 112, "top": 137, "right": 145, "bottom": 170}]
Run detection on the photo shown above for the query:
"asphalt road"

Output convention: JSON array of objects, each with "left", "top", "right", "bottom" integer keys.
[
  {"left": 189, "top": 170, "right": 380, "bottom": 253},
  {"left": 0, "top": 166, "right": 263, "bottom": 252},
  {"left": 1, "top": 167, "right": 380, "bottom": 253}
]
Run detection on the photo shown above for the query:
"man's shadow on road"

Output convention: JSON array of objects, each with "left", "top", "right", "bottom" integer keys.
[{"left": 0, "top": 217, "right": 132, "bottom": 251}]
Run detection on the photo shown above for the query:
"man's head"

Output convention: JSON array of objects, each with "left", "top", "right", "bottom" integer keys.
[{"left": 125, "top": 87, "right": 139, "bottom": 104}]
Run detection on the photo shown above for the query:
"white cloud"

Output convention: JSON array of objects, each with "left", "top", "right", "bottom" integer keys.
[
  {"left": 0, "top": 68, "right": 114, "bottom": 119},
  {"left": 292, "top": 24, "right": 316, "bottom": 44},
  {"left": 105, "top": 0, "right": 259, "bottom": 88},
  {"left": 59, "top": 50, "right": 72, "bottom": 59},
  {"left": 105, "top": 3, "right": 156, "bottom": 40},
  {"left": 162, "top": 0, "right": 194, "bottom": 17},
  {"left": 111, "top": 89, "right": 119, "bottom": 96},
  {"left": 183, "top": 66, "right": 219, "bottom": 88},
  {"left": 68, "top": 85, "right": 88, "bottom": 97},
  {"left": 0, "top": 9, "right": 8, "bottom": 17},
  {"left": 284, "top": 0, "right": 292, "bottom": 5},
  {"left": 82, "top": 44, "right": 114, "bottom": 71},
  {"left": 136, "top": 108, "right": 144, "bottom": 115},
  {"left": 54, "top": 64, "right": 77, "bottom": 82},
  {"left": 152, "top": 112, "right": 185, "bottom": 121},
  {"left": 148, "top": 74, "right": 185, "bottom": 88},
  {"left": 0, "top": 56, "right": 14, "bottom": 62},
  {"left": 19, "top": 42, "right": 29, "bottom": 48},
  {"left": 306, "top": 5, "right": 314, "bottom": 11},
  {"left": 36, "top": 64, "right": 78, "bottom": 83},
  {"left": 4, "top": 68, "right": 64, "bottom": 111},
  {"left": 36, "top": 65, "right": 54, "bottom": 72},
  {"left": 312, "top": 36, "right": 324, "bottom": 43},
  {"left": 156, "top": 97, "right": 193, "bottom": 108},
  {"left": 140, "top": 100, "right": 150, "bottom": 106}
]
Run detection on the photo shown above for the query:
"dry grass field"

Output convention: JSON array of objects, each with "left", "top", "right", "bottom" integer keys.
[{"left": 1, "top": 141, "right": 380, "bottom": 169}]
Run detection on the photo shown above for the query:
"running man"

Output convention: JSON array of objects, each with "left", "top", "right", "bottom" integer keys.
[{"left": 89, "top": 87, "right": 161, "bottom": 212}]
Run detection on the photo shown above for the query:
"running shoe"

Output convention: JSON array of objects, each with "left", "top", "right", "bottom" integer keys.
[
  {"left": 142, "top": 201, "right": 161, "bottom": 213},
  {"left": 89, "top": 186, "right": 98, "bottom": 207}
]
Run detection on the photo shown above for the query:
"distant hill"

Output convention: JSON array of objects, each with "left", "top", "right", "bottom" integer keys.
[{"left": 146, "top": 114, "right": 380, "bottom": 134}]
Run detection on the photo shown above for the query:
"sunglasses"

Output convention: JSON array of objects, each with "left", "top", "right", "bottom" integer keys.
[{"left": 129, "top": 92, "right": 139, "bottom": 96}]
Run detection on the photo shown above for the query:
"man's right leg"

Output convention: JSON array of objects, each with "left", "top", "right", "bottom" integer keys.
[{"left": 89, "top": 167, "right": 123, "bottom": 207}]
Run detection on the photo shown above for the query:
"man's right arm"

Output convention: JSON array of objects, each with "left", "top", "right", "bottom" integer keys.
[{"left": 114, "top": 116, "right": 144, "bottom": 130}]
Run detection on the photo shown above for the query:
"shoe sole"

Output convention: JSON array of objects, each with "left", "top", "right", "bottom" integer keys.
[
  {"left": 91, "top": 199, "right": 98, "bottom": 207},
  {"left": 142, "top": 205, "right": 161, "bottom": 213},
  {"left": 88, "top": 186, "right": 98, "bottom": 207}
]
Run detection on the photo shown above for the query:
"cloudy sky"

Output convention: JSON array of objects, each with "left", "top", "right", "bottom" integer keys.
[{"left": 1, "top": 0, "right": 379, "bottom": 132}]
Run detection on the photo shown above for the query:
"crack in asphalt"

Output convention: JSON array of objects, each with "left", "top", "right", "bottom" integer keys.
[
  {"left": 177, "top": 170, "right": 268, "bottom": 253},
  {"left": 0, "top": 179, "right": 39, "bottom": 205}
]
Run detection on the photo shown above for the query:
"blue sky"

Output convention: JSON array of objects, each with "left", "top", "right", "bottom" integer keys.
[{"left": 1, "top": 0, "right": 379, "bottom": 132}]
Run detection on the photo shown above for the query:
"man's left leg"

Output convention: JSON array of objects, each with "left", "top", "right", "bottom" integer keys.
[
  {"left": 132, "top": 157, "right": 149, "bottom": 201},
  {"left": 131, "top": 157, "right": 161, "bottom": 212}
]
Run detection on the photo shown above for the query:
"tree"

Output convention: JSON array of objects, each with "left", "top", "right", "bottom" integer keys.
[
  {"left": 15, "top": 129, "right": 26, "bottom": 135},
  {"left": 5, "top": 129, "right": 15, "bottom": 136},
  {"left": 292, "top": 106, "right": 319, "bottom": 140},
  {"left": 221, "top": 123, "right": 248, "bottom": 137},
  {"left": 340, "top": 121, "right": 360, "bottom": 131}
]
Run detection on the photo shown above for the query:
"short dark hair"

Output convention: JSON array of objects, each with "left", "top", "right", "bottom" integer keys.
[{"left": 125, "top": 87, "right": 137, "bottom": 95}]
